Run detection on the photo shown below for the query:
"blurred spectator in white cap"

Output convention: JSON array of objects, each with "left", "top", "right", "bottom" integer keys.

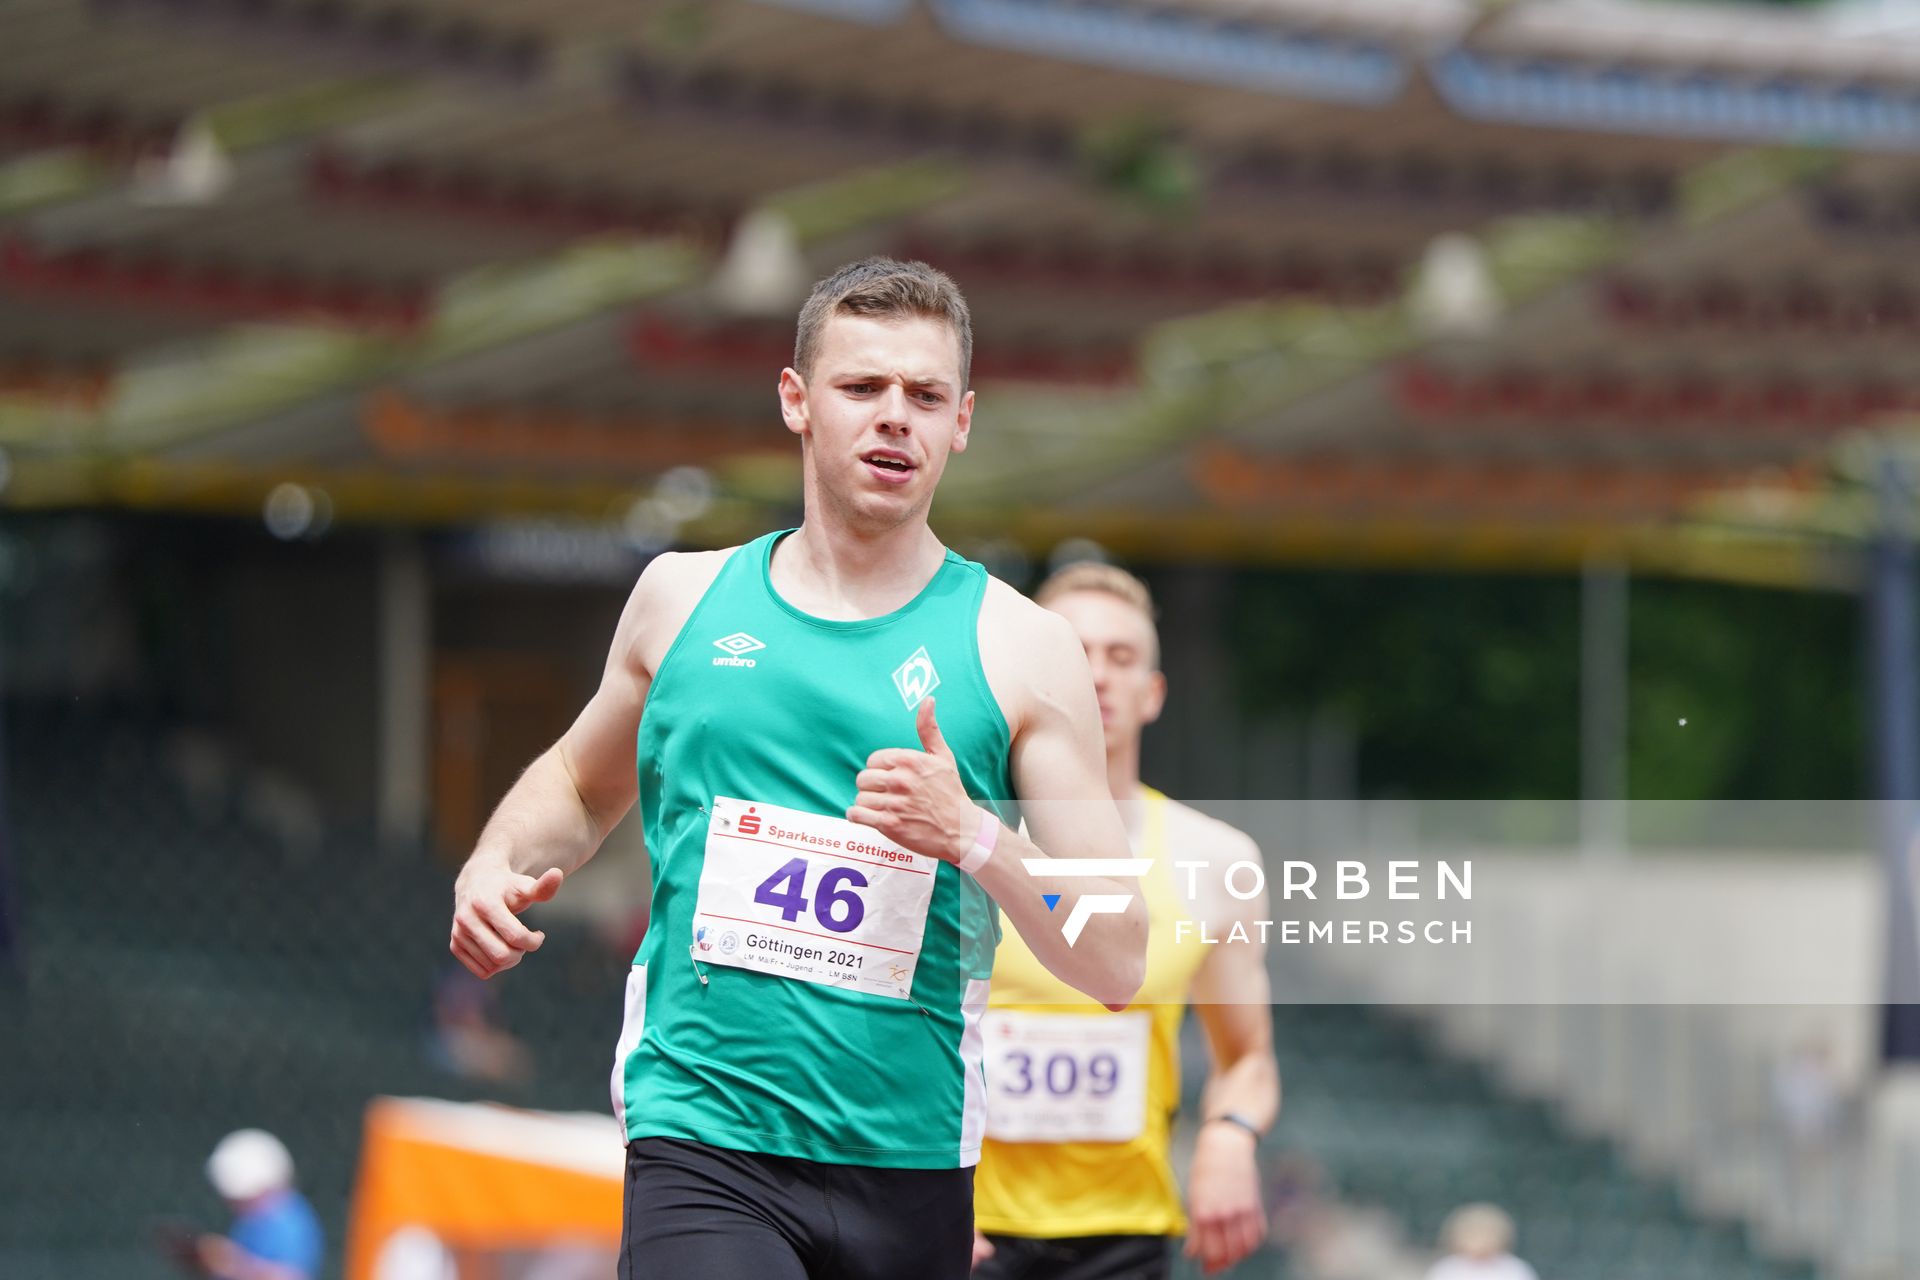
[
  {"left": 192, "top": 1129, "right": 323, "bottom": 1280},
  {"left": 1425, "top": 1204, "right": 1538, "bottom": 1280}
]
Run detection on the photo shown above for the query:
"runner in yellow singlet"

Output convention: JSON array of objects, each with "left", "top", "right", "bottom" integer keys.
[{"left": 973, "top": 564, "right": 1280, "bottom": 1279}]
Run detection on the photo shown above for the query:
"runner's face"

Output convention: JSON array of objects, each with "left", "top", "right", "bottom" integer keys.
[
  {"left": 780, "top": 313, "right": 973, "bottom": 532},
  {"left": 1047, "top": 590, "right": 1165, "bottom": 756}
]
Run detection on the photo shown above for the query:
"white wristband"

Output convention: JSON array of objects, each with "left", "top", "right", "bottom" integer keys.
[{"left": 956, "top": 808, "right": 999, "bottom": 874}]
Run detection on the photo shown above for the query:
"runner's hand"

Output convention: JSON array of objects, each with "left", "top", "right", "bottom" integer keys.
[
  {"left": 451, "top": 864, "right": 564, "bottom": 979},
  {"left": 848, "top": 696, "right": 976, "bottom": 864},
  {"left": 971, "top": 1230, "right": 995, "bottom": 1269},
  {"left": 1185, "top": 1121, "right": 1267, "bottom": 1274}
]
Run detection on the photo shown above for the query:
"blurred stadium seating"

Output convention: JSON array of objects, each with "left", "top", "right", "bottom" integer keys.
[
  {"left": 1247, "top": 1004, "right": 1819, "bottom": 1280},
  {"left": 0, "top": 701, "right": 625, "bottom": 1279}
]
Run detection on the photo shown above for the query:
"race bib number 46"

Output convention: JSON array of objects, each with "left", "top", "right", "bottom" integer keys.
[
  {"left": 692, "top": 796, "right": 939, "bottom": 1000},
  {"left": 983, "top": 1010, "right": 1151, "bottom": 1143}
]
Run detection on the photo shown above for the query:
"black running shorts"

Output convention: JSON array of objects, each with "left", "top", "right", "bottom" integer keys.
[
  {"left": 619, "top": 1136, "right": 974, "bottom": 1280},
  {"left": 973, "top": 1232, "right": 1173, "bottom": 1280}
]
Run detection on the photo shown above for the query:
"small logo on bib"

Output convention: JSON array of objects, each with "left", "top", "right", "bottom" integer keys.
[
  {"left": 713, "top": 632, "right": 765, "bottom": 667},
  {"left": 891, "top": 646, "right": 940, "bottom": 708}
]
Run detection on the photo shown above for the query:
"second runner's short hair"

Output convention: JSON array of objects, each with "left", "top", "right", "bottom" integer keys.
[
  {"left": 1035, "top": 561, "right": 1160, "bottom": 667},
  {"left": 793, "top": 258, "right": 974, "bottom": 390},
  {"left": 1035, "top": 561, "right": 1156, "bottom": 620}
]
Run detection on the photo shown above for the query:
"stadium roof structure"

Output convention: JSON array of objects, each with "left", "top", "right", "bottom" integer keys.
[{"left": 3, "top": 0, "right": 1917, "bottom": 583}]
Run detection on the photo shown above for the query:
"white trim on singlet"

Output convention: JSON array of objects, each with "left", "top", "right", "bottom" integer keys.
[
  {"left": 610, "top": 963, "right": 648, "bottom": 1132},
  {"left": 958, "top": 976, "right": 992, "bottom": 1165}
]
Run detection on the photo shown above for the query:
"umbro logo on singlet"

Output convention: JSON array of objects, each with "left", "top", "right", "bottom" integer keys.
[
  {"left": 891, "top": 646, "right": 940, "bottom": 708},
  {"left": 712, "top": 632, "right": 765, "bottom": 668}
]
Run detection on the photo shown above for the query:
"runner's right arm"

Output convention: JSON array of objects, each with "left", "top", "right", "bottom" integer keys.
[{"left": 450, "top": 550, "right": 724, "bottom": 979}]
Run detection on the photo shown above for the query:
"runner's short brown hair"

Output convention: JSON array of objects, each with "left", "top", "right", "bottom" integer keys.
[{"left": 793, "top": 257, "right": 973, "bottom": 389}]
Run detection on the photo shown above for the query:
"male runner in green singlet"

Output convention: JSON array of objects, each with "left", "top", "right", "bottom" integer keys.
[{"left": 448, "top": 258, "right": 1148, "bottom": 1280}]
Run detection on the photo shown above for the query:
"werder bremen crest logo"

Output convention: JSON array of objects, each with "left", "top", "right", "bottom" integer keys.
[{"left": 891, "top": 646, "right": 940, "bottom": 709}]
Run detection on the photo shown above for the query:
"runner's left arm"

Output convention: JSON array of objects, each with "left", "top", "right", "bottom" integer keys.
[
  {"left": 1184, "top": 833, "right": 1279, "bottom": 1275},
  {"left": 849, "top": 606, "right": 1146, "bottom": 1009},
  {"left": 972, "top": 611, "right": 1147, "bottom": 1008}
]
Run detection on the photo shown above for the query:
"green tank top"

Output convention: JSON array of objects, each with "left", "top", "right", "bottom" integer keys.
[{"left": 613, "top": 530, "right": 1013, "bottom": 1168}]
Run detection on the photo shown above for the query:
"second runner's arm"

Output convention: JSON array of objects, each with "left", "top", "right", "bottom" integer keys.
[{"left": 1185, "top": 827, "right": 1279, "bottom": 1274}]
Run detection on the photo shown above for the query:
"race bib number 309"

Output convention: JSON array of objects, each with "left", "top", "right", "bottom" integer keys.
[
  {"left": 983, "top": 1010, "right": 1151, "bottom": 1143},
  {"left": 692, "top": 796, "right": 938, "bottom": 1000}
]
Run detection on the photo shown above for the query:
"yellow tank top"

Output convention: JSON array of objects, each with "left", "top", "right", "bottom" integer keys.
[{"left": 973, "top": 787, "right": 1211, "bottom": 1238}]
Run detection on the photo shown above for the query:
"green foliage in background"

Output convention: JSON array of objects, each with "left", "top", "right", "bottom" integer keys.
[
  {"left": 1077, "top": 115, "right": 1202, "bottom": 215},
  {"left": 1626, "top": 579, "right": 1864, "bottom": 800},
  {"left": 1229, "top": 574, "right": 1583, "bottom": 798},
  {"left": 1228, "top": 571, "right": 1865, "bottom": 800}
]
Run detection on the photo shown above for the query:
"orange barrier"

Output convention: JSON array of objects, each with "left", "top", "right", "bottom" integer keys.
[{"left": 344, "top": 1097, "right": 623, "bottom": 1280}]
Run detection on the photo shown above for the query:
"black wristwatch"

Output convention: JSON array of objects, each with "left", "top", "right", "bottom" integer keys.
[{"left": 1205, "top": 1111, "right": 1263, "bottom": 1141}]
